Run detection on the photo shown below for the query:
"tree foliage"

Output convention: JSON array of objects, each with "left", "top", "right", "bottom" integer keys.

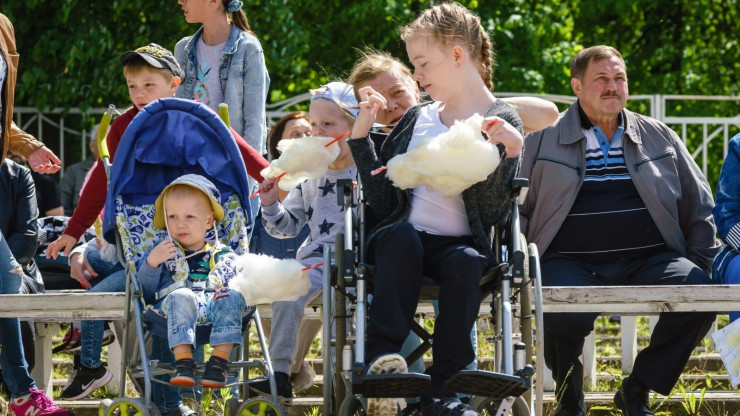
[
  {"left": 3, "top": 0, "right": 738, "bottom": 110},
  {"left": 3, "top": 0, "right": 739, "bottom": 185}
]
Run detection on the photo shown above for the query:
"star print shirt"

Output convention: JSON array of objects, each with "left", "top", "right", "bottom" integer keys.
[{"left": 260, "top": 165, "right": 357, "bottom": 262}]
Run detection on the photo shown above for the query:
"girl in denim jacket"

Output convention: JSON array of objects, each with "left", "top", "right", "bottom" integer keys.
[{"left": 174, "top": 0, "right": 270, "bottom": 223}]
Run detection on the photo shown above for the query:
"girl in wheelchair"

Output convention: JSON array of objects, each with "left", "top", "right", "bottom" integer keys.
[{"left": 347, "top": 3, "right": 524, "bottom": 415}]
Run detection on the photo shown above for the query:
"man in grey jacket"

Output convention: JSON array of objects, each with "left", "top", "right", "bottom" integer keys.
[{"left": 520, "top": 45, "right": 720, "bottom": 416}]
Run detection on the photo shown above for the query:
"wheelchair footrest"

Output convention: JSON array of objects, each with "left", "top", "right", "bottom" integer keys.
[
  {"left": 445, "top": 370, "right": 530, "bottom": 399},
  {"left": 353, "top": 373, "right": 430, "bottom": 398}
]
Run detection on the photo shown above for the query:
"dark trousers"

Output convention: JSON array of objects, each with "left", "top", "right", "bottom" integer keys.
[
  {"left": 542, "top": 251, "right": 715, "bottom": 413},
  {"left": 365, "top": 222, "right": 485, "bottom": 398}
]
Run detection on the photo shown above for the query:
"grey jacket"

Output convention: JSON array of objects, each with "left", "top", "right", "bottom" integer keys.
[
  {"left": 520, "top": 101, "right": 720, "bottom": 271},
  {"left": 348, "top": 101, "right": 522, "bottom": 267}
]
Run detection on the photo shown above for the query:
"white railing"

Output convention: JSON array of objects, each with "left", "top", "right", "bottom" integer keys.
[{"left": 13, "top": 94, "right": 740, "bottom": 180}]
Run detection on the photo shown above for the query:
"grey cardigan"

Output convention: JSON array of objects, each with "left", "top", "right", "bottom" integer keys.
[{"left": 347, "top": 101, "right": 523, "bottom": 267}]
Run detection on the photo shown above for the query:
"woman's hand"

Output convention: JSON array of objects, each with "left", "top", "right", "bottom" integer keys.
[
  {"left": 146, "top": 240, "right": 177, "bottom": 269},
  {"left": 351, "top": 86, "right": 387, "bottom": 140},
  {"left": 258, "top": 177, "right": 280, "bottom": 207},
  {"left": 27, "top": 146, "right": 62, "bottom": 174},
  {"left": 481, "top": 116, "right": 523, "bottom": 159},
  {"left": 69, "top": 252, "right": 98, "bottom": 289}
]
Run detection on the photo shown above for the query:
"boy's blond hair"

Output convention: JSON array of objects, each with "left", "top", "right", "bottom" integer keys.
[{"left": 122, "top": 58, "right": 175, "bottom": 81}]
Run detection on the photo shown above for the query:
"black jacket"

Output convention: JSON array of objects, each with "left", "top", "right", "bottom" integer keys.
[
  {"left": 1, "top": 159, "right": 39, "bottom": 270},
  {"left": 347, "top": 101, "right": 523, "bottom": 267}
]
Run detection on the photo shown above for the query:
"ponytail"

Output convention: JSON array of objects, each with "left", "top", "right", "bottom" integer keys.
[{"left": 222, "top": 0, "right": 253, "bottom": 34}]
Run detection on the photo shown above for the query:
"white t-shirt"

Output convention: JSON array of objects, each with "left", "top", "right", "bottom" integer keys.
[
  {"left": 193, "top": 38, "right": 226, "bottom": 111},
  {"left": 407, "top": 102, "right": 472, "bottom": 237}
]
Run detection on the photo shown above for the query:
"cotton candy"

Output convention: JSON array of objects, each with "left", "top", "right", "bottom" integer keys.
[
  {"left": 261, "top": 136, "right": 341, "bottom": 191},
  {"left": 385, "top": 114, "right": 500, "bottom": 197},
  {"left": 229, "top": 253, "right": 311, "bottom": 305}
]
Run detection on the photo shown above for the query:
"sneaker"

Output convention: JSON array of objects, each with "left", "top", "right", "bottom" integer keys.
[
  {"left": 422, "top": 399, "right": 478, "bottom": 416},
  {"left": 200, "top": 356, "right": 230, "bottom": 388},
  {"left": 249, "top": 371, "right": 293, "bottom": 406},
  {"left": 170, "top": 359, "right": 197, "bottom": 387},
  {"left": 290, "top": 361, "right": 315, "bottom": 393},
  {"left": 161, "top": 404, "right": 198, "bottom": 416},
  {"left": 62, "top": 356, "right": 81, "bottom": 391},
  {"left": 52, "top": 327, "right": 81, "bottom": 354},
  {"left": 101, "top": 328, "right": 116, "bottom": 347},
  {"left": 9, "top": 388, "right": 73, "bottom": 416},
  {"left": 365, "top": 353, "right": 408, "bottom": 416},
  {"left": 401, "top": 403, "right": 423, "bottom": 416},
  {"left": 60, "top": 363, "right": 112, "bottom": 400}
]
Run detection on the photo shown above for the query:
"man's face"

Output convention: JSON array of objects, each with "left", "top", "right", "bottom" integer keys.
[{"left": 571, "top": 55, "right": 628, "bottom": 122}]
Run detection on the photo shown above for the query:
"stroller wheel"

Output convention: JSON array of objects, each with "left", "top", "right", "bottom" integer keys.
[
  {"left": 338, "top": 395, "right": 367, "bottom": 416},
  {"left": 103, "top": 398, "right": 153, "bottom": 416},
  {"left": 236, "top": 398, "right": 286, "bottom": 416}
]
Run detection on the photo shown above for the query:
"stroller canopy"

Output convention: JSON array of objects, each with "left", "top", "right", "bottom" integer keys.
[{"left": 103, "top": 98, "right": 251, "bottom": 243}]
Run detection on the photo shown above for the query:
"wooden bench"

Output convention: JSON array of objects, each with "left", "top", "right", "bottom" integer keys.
[
  {"left": 534, "top": 284, "right": 740, "bottom": 416},
  {"left": 0, "top": 292, "right": 127, "bottom": 396}
]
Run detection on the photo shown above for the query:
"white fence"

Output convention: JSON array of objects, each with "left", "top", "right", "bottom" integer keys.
[{"left": 13, "top": 94, "right": 740, "bottom": 180}]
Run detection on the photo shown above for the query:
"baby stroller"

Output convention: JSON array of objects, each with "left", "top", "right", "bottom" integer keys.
[{"left": 99, "top": 98, "right": 286, "bottom": 416}]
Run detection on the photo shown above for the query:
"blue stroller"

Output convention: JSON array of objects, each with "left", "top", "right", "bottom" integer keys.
[{"left": 99, "top": 98, "right": 286, "bottom": 416}]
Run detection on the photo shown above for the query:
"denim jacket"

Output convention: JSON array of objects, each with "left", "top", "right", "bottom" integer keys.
[
  {"left": 175, "top": 24, "right": 269, "bottom": 155},
  {"left": 712, "top": 133, "right": 740, "bottom": 282}
]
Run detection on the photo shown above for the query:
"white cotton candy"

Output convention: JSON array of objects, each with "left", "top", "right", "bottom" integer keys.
[
  {"left": 229, "top": 253, "right": 311, "bottom": 305},
  {"left": 260, "top": 136, "right": 341, "bottom": 191},
  {"left": 385, "top": 114, "right": 500, "bottom": 197}
]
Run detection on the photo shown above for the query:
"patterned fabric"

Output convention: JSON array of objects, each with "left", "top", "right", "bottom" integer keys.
[{"left": 114, "top": 193, "right": 249, "bottom": 278}]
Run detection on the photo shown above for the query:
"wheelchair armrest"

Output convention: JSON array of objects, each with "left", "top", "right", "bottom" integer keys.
[{"left": 512, "top": 178, "right": 529, "bottom": 205}]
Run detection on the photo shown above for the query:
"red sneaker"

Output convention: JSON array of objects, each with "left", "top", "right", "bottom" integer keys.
[{"left": 9, "top": 388, "right": 73, "bottom": 416}]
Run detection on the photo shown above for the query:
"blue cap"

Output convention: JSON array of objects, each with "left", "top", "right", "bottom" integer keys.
[{"left": 310, "top": 81, "right": 359, "bottom": 118}]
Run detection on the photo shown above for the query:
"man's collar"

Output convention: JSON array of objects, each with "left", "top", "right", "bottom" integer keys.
[{"left": 576, "top": 100, "right": 623, "bottom": 130}]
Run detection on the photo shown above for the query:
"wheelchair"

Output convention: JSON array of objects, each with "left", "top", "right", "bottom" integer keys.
[{"left": 318, "top": 177, "right": 544, "bottom": 416}]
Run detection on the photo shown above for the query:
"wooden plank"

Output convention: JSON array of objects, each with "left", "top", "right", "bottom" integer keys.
[
  {"left": 540, "top": 285, "right": 740, "bottom": 314},
  {"left": 0, "top": 293, "right": 127, "bottom": 320}
]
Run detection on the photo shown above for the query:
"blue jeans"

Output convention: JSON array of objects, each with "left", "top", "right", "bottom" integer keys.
[
  {"left": 162, "top": 288, "right": 246, "bottom": 348},
  {"left": 724, "top": 255, "right": 740, "bottom": 322},
  {"left": 0, "top": 233, "right": 36, "bottom": 397},
  {"left": 79, "top": 268, "right": 126, "bottom": 368}
]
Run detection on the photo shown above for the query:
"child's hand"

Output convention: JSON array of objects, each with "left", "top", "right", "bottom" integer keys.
[
  {"left": 351, "top": 86, "right": 387, "bottom": 140},
  {"left": 258, "top": 178, "right": 280, "bottom": 206},
  {"left": 146, "top": 239, "right": 177, "bottom": 269},
  {"left": 481, "top": 116, "right": 523, "bottom": 159},
  {"left": 46, "top": 234, "right": 78, "bottom": 258}
]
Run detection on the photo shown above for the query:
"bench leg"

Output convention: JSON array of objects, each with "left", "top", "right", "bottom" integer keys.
[
  {"left": 107, "top": 323, "right": 123, "bottom": 396},
  {"left": 621, "top": 316, "right": 638, "bottom": 374},
  {"left": 32, "top": 322, "right": 60, "bottom": 397},
  {"left": 583, "top": 331, "right": 596, "bottom": 390}
]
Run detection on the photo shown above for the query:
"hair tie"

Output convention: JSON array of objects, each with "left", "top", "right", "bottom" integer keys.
[{"left": 226, "top": 0, "right": 243, "bottom": 13}]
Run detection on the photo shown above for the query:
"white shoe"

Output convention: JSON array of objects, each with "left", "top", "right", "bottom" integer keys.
[
  {"left": 365, "top": 354, "right": 407, "bottom": 416},
  {"left": 292, "top": 361, "right": 316, "bottom": 393}
]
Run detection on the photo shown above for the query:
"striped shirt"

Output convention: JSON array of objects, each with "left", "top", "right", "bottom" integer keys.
[{"left": 548, "top": 106, "right": 666, "bottom": 261}]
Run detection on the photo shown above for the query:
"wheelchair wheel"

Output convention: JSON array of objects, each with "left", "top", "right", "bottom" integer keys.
[
  {"left": 468, "top": 395, "right": 529, "bottom": 416},
  {"left": 338, "top": 395, "right": 367, "bottom": 416},
  {"left": 236, "top": 398, "right": 287, "bottom": 416},
  {"left": 103, "top": 398, "right": 154, "bottom": 416}
]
